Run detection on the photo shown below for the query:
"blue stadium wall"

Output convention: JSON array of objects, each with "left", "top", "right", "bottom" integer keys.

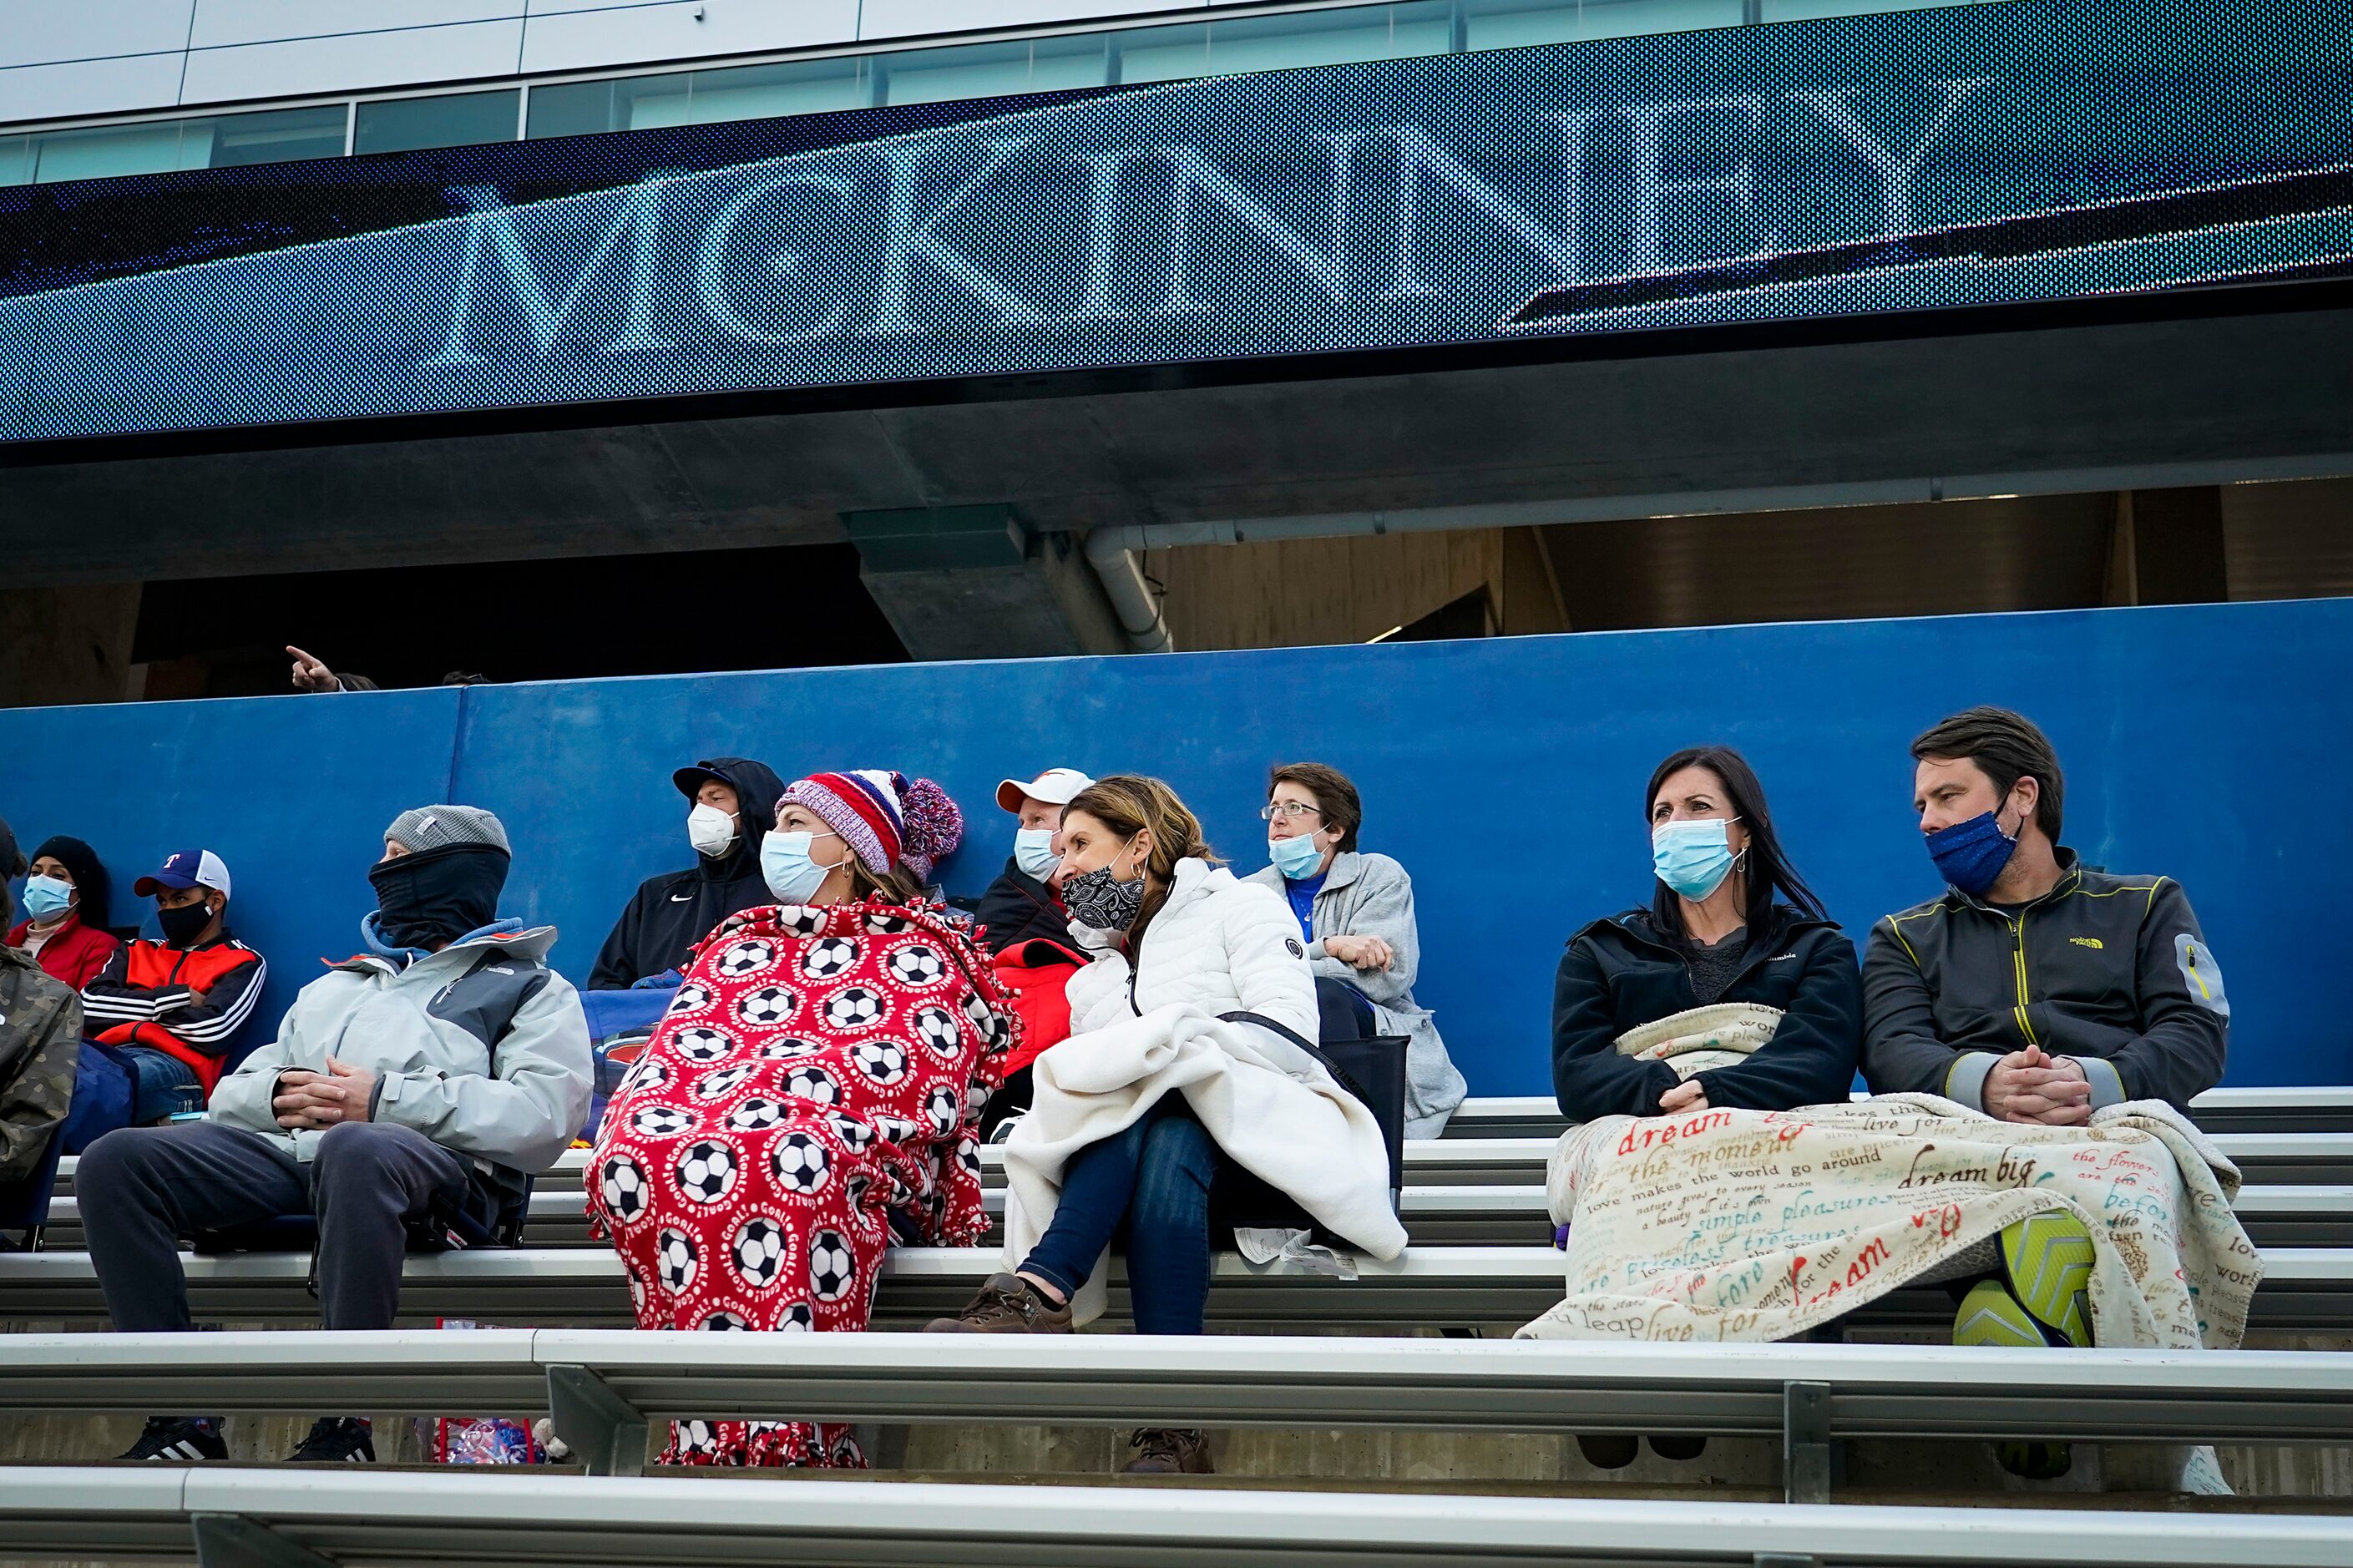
[{"left": 1, "top": 598, "right": 2340, "bottom": 1093}]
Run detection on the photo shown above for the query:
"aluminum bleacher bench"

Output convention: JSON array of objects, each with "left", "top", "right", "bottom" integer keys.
[
  {"left": 4, "top": 1244, "right": 2350, "bottom": 1333},
  {"left": 1444, "top": 1089, "right": 2353, "bottom": 1141},
  {"left": 5, "top": 1469, "right": 2348, "bottom": 1568},
  {"left": 8, "top": 1332, "right": 2353, "bottom": 1498},
  {"left": 62, "top": 1127, "right": 2336, "bottom": 1194},
  {"left": 43, "top": 1181, "right": 2353, "bottom": 1250}
]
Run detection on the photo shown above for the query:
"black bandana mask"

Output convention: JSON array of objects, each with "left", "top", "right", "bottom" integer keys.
[
  {"left": 368, "top": 843, "right": 509, "bottom": 952},
  {"left": 1061, "top": 859, "right": 1147, "bottom": 934}
]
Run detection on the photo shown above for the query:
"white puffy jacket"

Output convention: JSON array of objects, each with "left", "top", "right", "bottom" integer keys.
[{"left": 1065, "top": 857, "right": 1317, "bottom": 1043}]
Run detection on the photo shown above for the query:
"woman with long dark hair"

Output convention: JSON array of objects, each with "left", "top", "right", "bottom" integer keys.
[{"left": 1551, "top": 745, "right": 1860, "bottom": 1123}]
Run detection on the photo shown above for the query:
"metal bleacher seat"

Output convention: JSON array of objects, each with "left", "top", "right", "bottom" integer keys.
[
  {"left": 8, "top": 1465, "right": 2350, "bottom": 1567},
  {"left": 15, "top": 1092, "right": 2353, "bottom": 1331}
]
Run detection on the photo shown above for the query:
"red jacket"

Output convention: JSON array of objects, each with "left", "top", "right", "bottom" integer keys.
[
  {"left": 80, "top": 933, "right": 268, "bottom": 1094},
  {"left": 992, "top": 938, "right": 1088, "bottom": 1077},
  {"left": 5, "top": 911, "right": 121, "bottom": 992}
]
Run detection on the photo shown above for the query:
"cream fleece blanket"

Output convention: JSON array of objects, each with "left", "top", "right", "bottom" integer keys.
[
  {"left": 1519, "top": 1093, "right": 2261, "bottom": 1349},
  {"left": 1617, "top": 1002, "right": 1783, "bottom": 1078},
  {"left": 1000, "top": 1004, "right": 1408, "bottom": 1327}
]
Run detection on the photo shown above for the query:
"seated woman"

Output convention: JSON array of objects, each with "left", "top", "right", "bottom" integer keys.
[
  {"left": 590, "top": 769, "right": 1015, "bottom": 1469},
  {"left": 4, "top": 835, "right": 120, "bottom": 991},
  {"left": 1552, "top": 746, "right": 1860, "bottom": 1124},
  {"left": 926, "top": 776, "right": 1404, "bottom": 1478},
  {"left": 1243, "top": 761, "right": 1465, "bottom": 1137}
]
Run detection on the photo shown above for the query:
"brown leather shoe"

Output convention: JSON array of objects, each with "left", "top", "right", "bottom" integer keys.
[
  {"left": 923, "top": 1272, "right": 1074, "bottom": 1333},
  {"left": 1121, "top": 1428, "right": 1213, "bottom": 1475}
]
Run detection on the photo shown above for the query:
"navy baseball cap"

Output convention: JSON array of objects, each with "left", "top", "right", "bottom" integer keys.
[{"left": 134, "top": 849, "right": 231, "bottom": 900}]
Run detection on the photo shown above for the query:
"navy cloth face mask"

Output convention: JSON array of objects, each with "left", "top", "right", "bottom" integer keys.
[{"left": 1925, "top": 808, "right": 2019, "bottom": 898}]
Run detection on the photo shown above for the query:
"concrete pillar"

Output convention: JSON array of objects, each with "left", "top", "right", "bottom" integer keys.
[
  {"left": 0, "top": 582, "right": 142, "bottom": 709},
  {"left": 2108, "top": 488, "right": 2230, "bottom": 606}
]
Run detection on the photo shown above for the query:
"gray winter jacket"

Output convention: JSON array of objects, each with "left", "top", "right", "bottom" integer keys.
[
  {"left": 1247, "top": 851, "right": 1467, "bottom": 1136},
  {"left": 209, "top": 924, "right": 590, "bottom": 1177}
]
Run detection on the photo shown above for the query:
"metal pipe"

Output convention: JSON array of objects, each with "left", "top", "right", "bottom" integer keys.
[{"left": 1081, "top": 529, "right": 1174, "bottom": 653}]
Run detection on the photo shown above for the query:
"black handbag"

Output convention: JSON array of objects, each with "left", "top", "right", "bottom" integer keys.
[{"left": 1222, "top": 1010, "right": 1408, "bottom": 1216}]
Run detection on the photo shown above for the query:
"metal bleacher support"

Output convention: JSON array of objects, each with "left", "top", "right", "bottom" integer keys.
[
  {"left": 8, "top": 1467, "right": 2352, "bottom": 1568},
  {"left": 8, "top": 1331, "right": 2353, "bottom": 1496}
]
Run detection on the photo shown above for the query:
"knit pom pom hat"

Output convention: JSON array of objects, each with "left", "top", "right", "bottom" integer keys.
[{"left": 782, "top": 771, "right": 964, "bottom": 883}]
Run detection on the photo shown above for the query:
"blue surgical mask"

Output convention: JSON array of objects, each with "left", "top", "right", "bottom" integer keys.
[
  {"left": 1013, "top": 827, "right": 1060, "bottom": 882},
  {"left": 761, "top": 830, "right": 847, "bottom": 904},
  {"left": 1269, "top": 832, "right": 1324, "bottom": 881},
  {"left": 1925, "top": 807, "right": 2020, "bottom": 898},
  {"left": 20, "top": 875, "right": 73, "bottom": 922},
  {"left": 1652, "top": 817, "right": 1743, "bottom": 901}
]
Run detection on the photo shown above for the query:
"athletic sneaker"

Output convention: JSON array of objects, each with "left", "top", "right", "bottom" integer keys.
[
  {"left": 1951, "top": 1212, "right": 2097, "bottom": 1482},
  {"left": 1996, "top": 1211, "right": 2095, "bottom": 1348},
  {"left": 286, "top": 1417, "right": 376, "bottom": 1464},
  {"left": 1121, "top": 1428, "right": 1213, "bottom": 1475},
  {"left": 117, "top": 1416, "right": 226, "bottom": 1463}
]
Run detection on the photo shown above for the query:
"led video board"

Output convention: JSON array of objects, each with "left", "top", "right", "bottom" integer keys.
[{"left": 1, "top": 0, "right": 2346, "bottom": 446}]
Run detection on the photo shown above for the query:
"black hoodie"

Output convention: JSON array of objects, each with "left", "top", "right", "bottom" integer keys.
[{"left": 589, "top": 757, "right": 787, "bottom": 990}]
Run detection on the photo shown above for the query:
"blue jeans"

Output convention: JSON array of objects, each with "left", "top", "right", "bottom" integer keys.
[{"left": 1019, "top": 1098, "right": 1302, "bottom": 1335}]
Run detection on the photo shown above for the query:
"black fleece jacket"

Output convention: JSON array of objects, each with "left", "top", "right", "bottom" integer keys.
[
  {"left": 1552, "top": 905, "right": 1863, "bottom": 1121},
  {"left": 589, "top": 758, "right": 787, "bottom": 989},
  {"left": 971, "top": 858, "right": 1070, "bottom": 955}
]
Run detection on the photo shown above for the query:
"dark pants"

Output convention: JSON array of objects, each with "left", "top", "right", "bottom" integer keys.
[
  {"left": 1019, "top": 1098, "right": 1304, "bottom": 1334},
  {"left": 77, "top": 1120, "right": 470, "bottom": 1332},
  {"left": 1313, "top": 975, "right": 1377, "bottom": 1042}
]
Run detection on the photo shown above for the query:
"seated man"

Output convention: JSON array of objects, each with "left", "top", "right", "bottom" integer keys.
[
  {"left": 1863, "top": 706, "right": 2229, "bottom": 1119},
  {"left": 974, "top": 767, "right": 1093, "bottom": 954},
  {"left": 77, "top": 804, "right": 590, "bottom": 1464},
  {"left": 78, "top": 850, "right": 266, "bottom": 1127},
  {"left": 589, "top": 757, "right": 786, "bottom": 990}
]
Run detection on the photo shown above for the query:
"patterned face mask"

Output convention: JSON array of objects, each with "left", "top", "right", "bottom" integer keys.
[{"left": 1060, "top": 846, "right": 1146, "bottom": 933}]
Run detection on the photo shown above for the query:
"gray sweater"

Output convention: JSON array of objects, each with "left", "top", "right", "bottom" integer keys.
[{"left": 1247, "top": 850, "right": 1467, "bottom": 1136}]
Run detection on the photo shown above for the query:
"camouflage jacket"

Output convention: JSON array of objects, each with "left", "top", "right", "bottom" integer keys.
[{"left": 0, "top": 943, "right": 79, "bottom": 1181}]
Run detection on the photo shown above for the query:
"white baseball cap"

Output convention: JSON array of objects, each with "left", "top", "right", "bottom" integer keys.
[{"left": 995, "top": 768, "right": 1094, "bottom": 813}]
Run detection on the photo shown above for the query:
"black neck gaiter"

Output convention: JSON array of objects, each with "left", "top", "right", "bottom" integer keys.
[{"left": 368, "top": 843, "right": 509, "bottom": 951}]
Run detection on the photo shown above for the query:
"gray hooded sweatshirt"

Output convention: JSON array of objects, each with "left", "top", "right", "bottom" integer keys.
[
  {"left": 1247, "top": 851, "right": 1467, "bottom": 1137},
  {"left": 208, "top": 924, "right": 590, "bottom": 1177}
]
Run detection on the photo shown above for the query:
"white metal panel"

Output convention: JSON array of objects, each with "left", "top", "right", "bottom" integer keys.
[
  {"left": 0, "top": 54, "right": 189, "bottom": 124},
  {"left": 518, "top": 0, "right": 860, "bottom": 75},
  {"left": 190, "top": 1, "right": 524, "bottom": 51},
  {"left": 0, "top": 1, "right": 195, "bottom": 70},
  {"left": 178, "top": 20, "right": 525, "bottom": 104},
  {"left": 859, "top": 0, "right": 1210, "bottom": 43}
]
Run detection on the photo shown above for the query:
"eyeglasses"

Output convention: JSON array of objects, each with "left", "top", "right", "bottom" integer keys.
[{"left": 1260, "top": 802, "right": 1323, "bottom": 823}]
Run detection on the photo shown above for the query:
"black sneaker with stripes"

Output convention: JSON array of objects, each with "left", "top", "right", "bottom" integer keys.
[
  {"left": 286, "top": 1417, "right": 375, "bottom": 1464},
  {"left": 118, "top": 1417, "right": 227, "bottom": 1463}
]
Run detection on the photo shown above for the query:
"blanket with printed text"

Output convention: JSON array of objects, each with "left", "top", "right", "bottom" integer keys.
[{"left": 1517, "top": 1095, "right": 2261, "bottom": 1349}]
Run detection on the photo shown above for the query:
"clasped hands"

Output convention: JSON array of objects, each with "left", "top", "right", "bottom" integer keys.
[
  {"left": 274, "top": 1057, "right": 379, "bottom": 1130},
  {"left": 1984, "top": 1044, "right": 2090, "bottom": 1125}
]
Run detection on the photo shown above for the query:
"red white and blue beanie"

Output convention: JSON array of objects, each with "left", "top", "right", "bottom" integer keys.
[{"left": 782, "top": 770, "right": 964, "bottom": 883}]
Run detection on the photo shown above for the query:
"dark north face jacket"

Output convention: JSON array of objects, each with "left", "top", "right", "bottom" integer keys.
[
  {"left": 1552, "top": 905, "right": 1863, "bottom": 1121},
  {"left": 1861, "top": 849, "right": 2229, "bottom": 1112}
]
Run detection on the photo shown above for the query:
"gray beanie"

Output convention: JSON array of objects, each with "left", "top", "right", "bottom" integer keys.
[{"left": 385, "top": 805, "right": 510, "bottom": 857}]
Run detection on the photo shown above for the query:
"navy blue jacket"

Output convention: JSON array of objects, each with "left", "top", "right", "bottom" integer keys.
[{"left": 1552, "top": 905, "right": 1863, "bottom": 1121}]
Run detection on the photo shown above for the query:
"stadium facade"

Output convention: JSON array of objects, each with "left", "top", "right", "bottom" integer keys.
[{"left": 3, "top": 0, "right": 2349, "bottom": 702}]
